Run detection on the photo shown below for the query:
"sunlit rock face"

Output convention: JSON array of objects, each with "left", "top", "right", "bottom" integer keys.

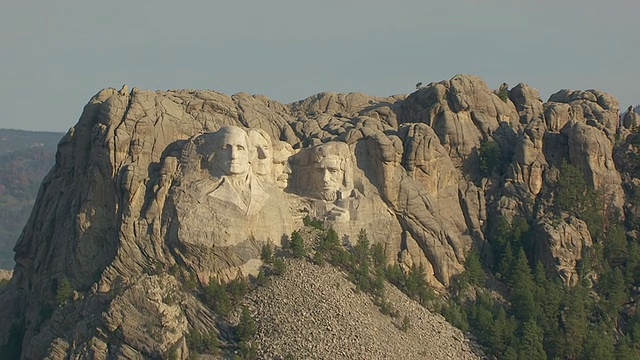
[
  {"left": 535, "top": 215, "right": 593, "bottom": 287},
  {"left": 0, "top": 75, "right": 628, "bottom": 358},
  {"left": 167, "top": 126, "right": 299, "bottom": 283}
]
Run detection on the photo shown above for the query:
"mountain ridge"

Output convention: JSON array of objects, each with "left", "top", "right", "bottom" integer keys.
[{"left": 1, "top": 74, "right": 639, "bottom": 358}]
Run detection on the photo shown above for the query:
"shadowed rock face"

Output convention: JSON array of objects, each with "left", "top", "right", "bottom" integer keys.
[{"left": 0, "top": 74, "right": 631, "bottom": 358}]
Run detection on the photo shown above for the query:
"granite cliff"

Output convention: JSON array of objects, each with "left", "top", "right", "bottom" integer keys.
[{"left": 0, "top": 74, "right": 637, "bottom": 358}]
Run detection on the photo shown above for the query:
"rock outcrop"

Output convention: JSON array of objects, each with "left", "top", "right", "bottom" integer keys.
[
  {"left": 545, "top": 88, "right": 619, "bottom": 138},
  {"left": 534, "top": 215, "right": 593, "bottom": 287},
  {"left": 561, "top": 119, "right": 624, "bottom": 210},
  {"left": 622, "top": 106, "right": 639, "bottom": 129},
  {"left": 0, "top": 74, "right": 631, "bottom": 358},
  {"left": 399, "top": 74, "right": 520, "bottom": 168},
  {"left": 0, "top": 269, "right": 11, "bottom": 282}
]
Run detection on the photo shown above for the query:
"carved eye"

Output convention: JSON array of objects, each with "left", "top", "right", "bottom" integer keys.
[
  {"left": 329, "top": 168, "right": 339, "bottom": 173},
  {"left": 237, "top": 145, "right": 245, "bottom": 151}
]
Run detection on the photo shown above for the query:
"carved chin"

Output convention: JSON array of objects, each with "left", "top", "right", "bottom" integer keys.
[
  {"left": 319, "top": 189, "right": 337, "bottom": 202},
  {"left": 253, "top": 165, "right": 269, "bottom": 176},
  {"left": 276, "top": 175, "right": 289, "bottom": 188},
  {"left": 226, "top": 161, "right": 251, "bottom": 175}
]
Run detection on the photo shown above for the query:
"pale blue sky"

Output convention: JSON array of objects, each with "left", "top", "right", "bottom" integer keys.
[{"left": 1, "top": 0, "right": 638, "bottom": 131}]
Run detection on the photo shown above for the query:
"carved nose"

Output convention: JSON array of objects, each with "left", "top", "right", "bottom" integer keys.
[
  {"left": 323, "top": 170, "right": 331, "bottom": 183},
  {"left": 257, "top": 147, "right": 267, "bottom": 160},
  {"left": 229, "top": 147, "right": 238, "bottom": 159}
]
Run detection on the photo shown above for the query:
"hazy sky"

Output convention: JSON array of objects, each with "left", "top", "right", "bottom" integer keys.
[{"left": 1, "top": 0, "right": 639, "bottom": 132}]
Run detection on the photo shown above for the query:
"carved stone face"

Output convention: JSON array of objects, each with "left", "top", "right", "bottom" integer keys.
[
  {"left": 217, "top": 127, "right": 250, "bottom": 176},
  {"left": 274, "top": 159, "right": 292, "bottom": 189},
  {"left": 272, "top": 148, "right": 293, "bottom": 190},
  {"left": 274, "top": 161, "right": 291, "bottom": 189},
  {"left": 270, "top": 140, "right": 295, "bottom": 189},
  {"left": 314, "top": 154, "right": 344, "bottom": 201},
  {"left": 248, "top": 131, "right": 272, "bottom": 177}
]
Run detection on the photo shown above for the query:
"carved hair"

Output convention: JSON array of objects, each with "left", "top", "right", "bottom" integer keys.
[
  {"left": 272, "top": 140, "right": 295, "bottom": 163},
  {"left": 208, "top": 125, "right": 256, "bottom": 161},
  {"left": 191, "top": 125, "right": 257, "bottom": 177},
  {"left": 247, "top": 128, "right": 272, "bottom": 148}
]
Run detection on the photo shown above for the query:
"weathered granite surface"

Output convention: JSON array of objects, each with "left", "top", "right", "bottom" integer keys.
[{"left": 0, "top": 74, "right": 632, "bottom": 358}]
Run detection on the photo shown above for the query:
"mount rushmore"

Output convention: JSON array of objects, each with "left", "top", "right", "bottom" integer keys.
[{"left": 0, "top": 73, "right": 637, "bottom": 358}]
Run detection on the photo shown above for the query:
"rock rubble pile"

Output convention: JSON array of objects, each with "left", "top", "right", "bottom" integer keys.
[{"left": 241, "top": 259, "right": 482, "bottom": 359}]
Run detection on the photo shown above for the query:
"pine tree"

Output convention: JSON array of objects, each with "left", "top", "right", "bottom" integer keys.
[
  {"left": 350, "top": 229, "right": 372, "bottom": 292},
  {"left": 203, "top": 278, "right": 231, "bottom": 317},
  {"left": 479, "top": 140, "right": 503, "bottom": 176},
  {"left": 237, "top": 306, "right": 256, "bottom": 341},
  {"left": 603, "top": 223, "right": 629, "bottom": 273},
  {"left": 556, "top": 160, "right": 604, "bottom": 237},
  {"left": 255, "top": 270, "right": 268, "bottom": 286},
  {"left": 599, "top": 266, "right": 627, "bottom": 319},
  {"left": 353, "top": 229, "right": 370, "bottom": 265},
  {"left": 557, "top": 160, "right": 587, "bottom": 214},
  {"left": 517, "top": 319, "right": 546, "bottom": 360},
  {"left": 405, "top": 263, "right": 433, "bottom": 305},
  {"left": 614, "top": 336, "right": 639, "bottom": 360},
  {"left": 489, "top": 307, "right": 517, "bottom": 356},
  {"left": 226, "top": 277, "right": 248, "bottom": 302},
  {"left": 312, "top": 250, "right": 325, "bottom": 266},
  {"left": 273, "top": 258, "right": 287, "bottom": 276},
  {"left": 510, "top": 249, "right": 539, "bottom": 322},
  {"left": 371, "top": 242, "right": 386, "bottom": 271},
  {"left": 497, "top": 241, "right": 514, "bottom": 280},
  {"left": 56, "top": 278, "right": 73, "bottom": 306},
  {"left": 290, "top": 231, "right": 306, "bottom": 258},
  {"left": 442, "top": 302, "right": 470, "bottom": 332},
  {"left": 322, "top": 227, "right": 340, "bottom": 251},
  {"left": 491, "top": 216, "right": 513, "bottom": 276},
  {"left": 533, "top": 263, "right": 563, "bottom": 355},
  {"left": 582, "top": 324, "right": 615, "bottom": 360},
  {"left": 371, "top": 270, "right": 385, "bottom": 298},
  {"left": 261, "top": 242, "right": 273, "bottom": 263},
  {"left": 186, "top": 328, "right": 219, "bottom": 354},
  {"left": 464, "top": 249, "right": 486, "bottom": 286},
  {"left": 555, "top": 284, "right": 590, "bottom": 358},
  {"left": 470, "top": 292, "right": 497, "bottom": 348}
]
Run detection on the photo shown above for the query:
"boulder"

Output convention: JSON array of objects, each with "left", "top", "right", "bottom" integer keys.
[
  {"left": 399, "top": 74, "right": 519, "bottom": 166},
  {"left": 622, "top": 106, "right": 639, "bottom": 129},
  {"left": 535, "top": 215, "right": 593, "bottom": 287},
  {"left": 508, "top": 83, "right": 544, "bottom": 125},
  {"left": 546, "top": 89, "right": 620, "bottom": 140},
  {"left": 561, "top": 119, "right": 625, "bottom": 211}
]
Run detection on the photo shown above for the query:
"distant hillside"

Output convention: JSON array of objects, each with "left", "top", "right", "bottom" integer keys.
[
  {"left": 0, "top": 129, "right": 62, "bottom": 155},
  {"left": 0, "top": 129, "right": 62, "bottom": 269}
]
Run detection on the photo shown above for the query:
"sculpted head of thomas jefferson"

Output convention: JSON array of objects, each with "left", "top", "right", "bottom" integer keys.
[{"left": 247, "top": 128, "right": 272, "bottom": 178}]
